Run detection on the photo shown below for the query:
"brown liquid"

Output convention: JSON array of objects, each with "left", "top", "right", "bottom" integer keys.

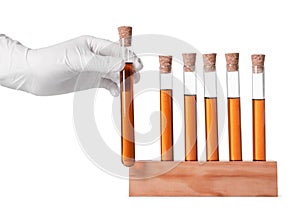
[
  {"left": 120, "top": 63, "right": 135, "bottom": 167},
  {"left": 204, "top": 97, "right": 219, "bottom": 161},
  {"left": 228, "top": 98, "right": 242, "bottom": 161},
  {"left": 253, "top": 99, "right": 266, "bottom": 161},
  {"left": 160, "top": 89, "right": 174, "bottom": 161},
  {"left": 184, "top": 95, "right": 197, "bottom": 161}
]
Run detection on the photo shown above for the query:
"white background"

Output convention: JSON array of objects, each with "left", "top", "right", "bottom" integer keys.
[{"left": 0, "top": 0, "right": 299, "bottom": 210}]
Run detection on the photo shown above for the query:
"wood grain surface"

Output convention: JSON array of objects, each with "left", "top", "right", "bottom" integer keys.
[{"left": 129, "top": 161, "right": 277, "bottom": 197}]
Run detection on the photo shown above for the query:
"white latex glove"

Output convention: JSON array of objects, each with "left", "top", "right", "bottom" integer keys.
[{"left": 0, "top": 34, "right": 142, "bottom": 96}]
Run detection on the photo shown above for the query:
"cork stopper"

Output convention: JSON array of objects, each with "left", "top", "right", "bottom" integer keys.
[
  {"left": 203, "top": 53, "right": 216, "bottom": 72},
  {"left": 225, "top": 53, "right": 239, "bottom": 71},
  {"left": 251, "top": 54, "right": 265, "bottom": 73},
  {"left": 182, "top": 53, "right": 196, "bottom": 72},
  {"left": 159, "top": 56, "right": 172, "bottom": 73},
  {"left": 118, "top": 26, "right": 132, "bottom": 47}
]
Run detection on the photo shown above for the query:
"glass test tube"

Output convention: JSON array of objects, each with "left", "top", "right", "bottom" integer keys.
[
  {"left": 159, "top": 56, "right": 174, "bottom": 161},
  {"left": 203, "top": 54, "right": 219, "bottom": 161},
  {"left": 225, "top": 53, "right": 242, "bottom": 161},
  {"left": 183, "top": 53, "right": 198, "bottom": 161},
  {"left": 252, "top": 54, "right": 266, "bottom": 161},
  {"left": 118, "top": 26, "right": 135, "bottom": 167}
]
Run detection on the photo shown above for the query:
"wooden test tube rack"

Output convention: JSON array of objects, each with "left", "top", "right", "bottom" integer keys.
[
  {"left": 129, "top": 161, "right": 278, "bottom": 197},
  {"left": 129, "top": 53, "right": 277, "bottom": 197}
]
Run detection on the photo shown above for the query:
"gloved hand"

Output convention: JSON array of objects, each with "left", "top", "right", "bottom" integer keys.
[{"left": 0, "top": 34, "right": 142, "bottom": 96}]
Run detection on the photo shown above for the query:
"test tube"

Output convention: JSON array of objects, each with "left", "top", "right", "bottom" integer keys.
[
  {"left": 203, "top": 54, "right": 219, "bottom": 161},
  {"left": 159, "top": 56, "right": 174, "bottom": 161},
  {"left": 183, "top": 53, "right": 197, "bottom": 161},
  {"left": 118, "top": 26, "right": 135, "bottom": 167},
  {"left": 252, "top": 54, "right": 266, "bottom": 161},
  {"left": 225, "top": 53, "right": 242, "bottom": 161}
]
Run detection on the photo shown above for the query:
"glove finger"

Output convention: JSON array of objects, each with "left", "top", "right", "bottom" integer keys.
[
  {"left": 88, "top": 37, "right": 143, "bottom": 72},
  {"left": 99, "top": 78, "right": 120, "bottom": 97},
  {"left": 84, "top": 54, "right": 125, "bottom": 74},
  {"left": 134, "top": 71, "right": 141, "bottom": 83},
  {"left": 104, "top": 72, "right": 120, "bottom": 84},
  {"left": 133, "top": 57, "right": 143, "bottom": 71},
  {"left": 89, "top": 37, "right": 122, "bottom": 57},
  {"left": 72, "top": 72, "right": 119, "bottom": 96}
]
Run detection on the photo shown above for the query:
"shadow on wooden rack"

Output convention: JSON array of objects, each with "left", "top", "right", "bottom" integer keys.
[{"left": 129, "top": 161, "right": 277, "bottom": 197}]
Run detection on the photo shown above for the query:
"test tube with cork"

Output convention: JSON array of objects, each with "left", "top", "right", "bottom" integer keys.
[
  {"left": 159, "top": 56, "right": 174, "bottom": 161},
  {"left": 203, "top": 54, "right": 219, "bottom": 161},
  {"left": 225, "top": 53, "right": 242, "bottom": 161},
  {"left": 118, "top": 26, "right": 135, "bottom": 167},
  {"left": 183, "top": 53, "right": 198, "bottom": 161},
  {"left": 252, "top": 54, "right": 266, "bottom": 161}
]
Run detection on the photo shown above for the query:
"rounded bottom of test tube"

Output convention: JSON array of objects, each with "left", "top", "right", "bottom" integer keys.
[{"left": 122, "top": 158, "right": 135, "bottom": 167}]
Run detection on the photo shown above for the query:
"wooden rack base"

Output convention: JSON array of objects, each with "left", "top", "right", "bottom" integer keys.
[{"left": 129, "top": 161, "right": 278, "bottom": 197}]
